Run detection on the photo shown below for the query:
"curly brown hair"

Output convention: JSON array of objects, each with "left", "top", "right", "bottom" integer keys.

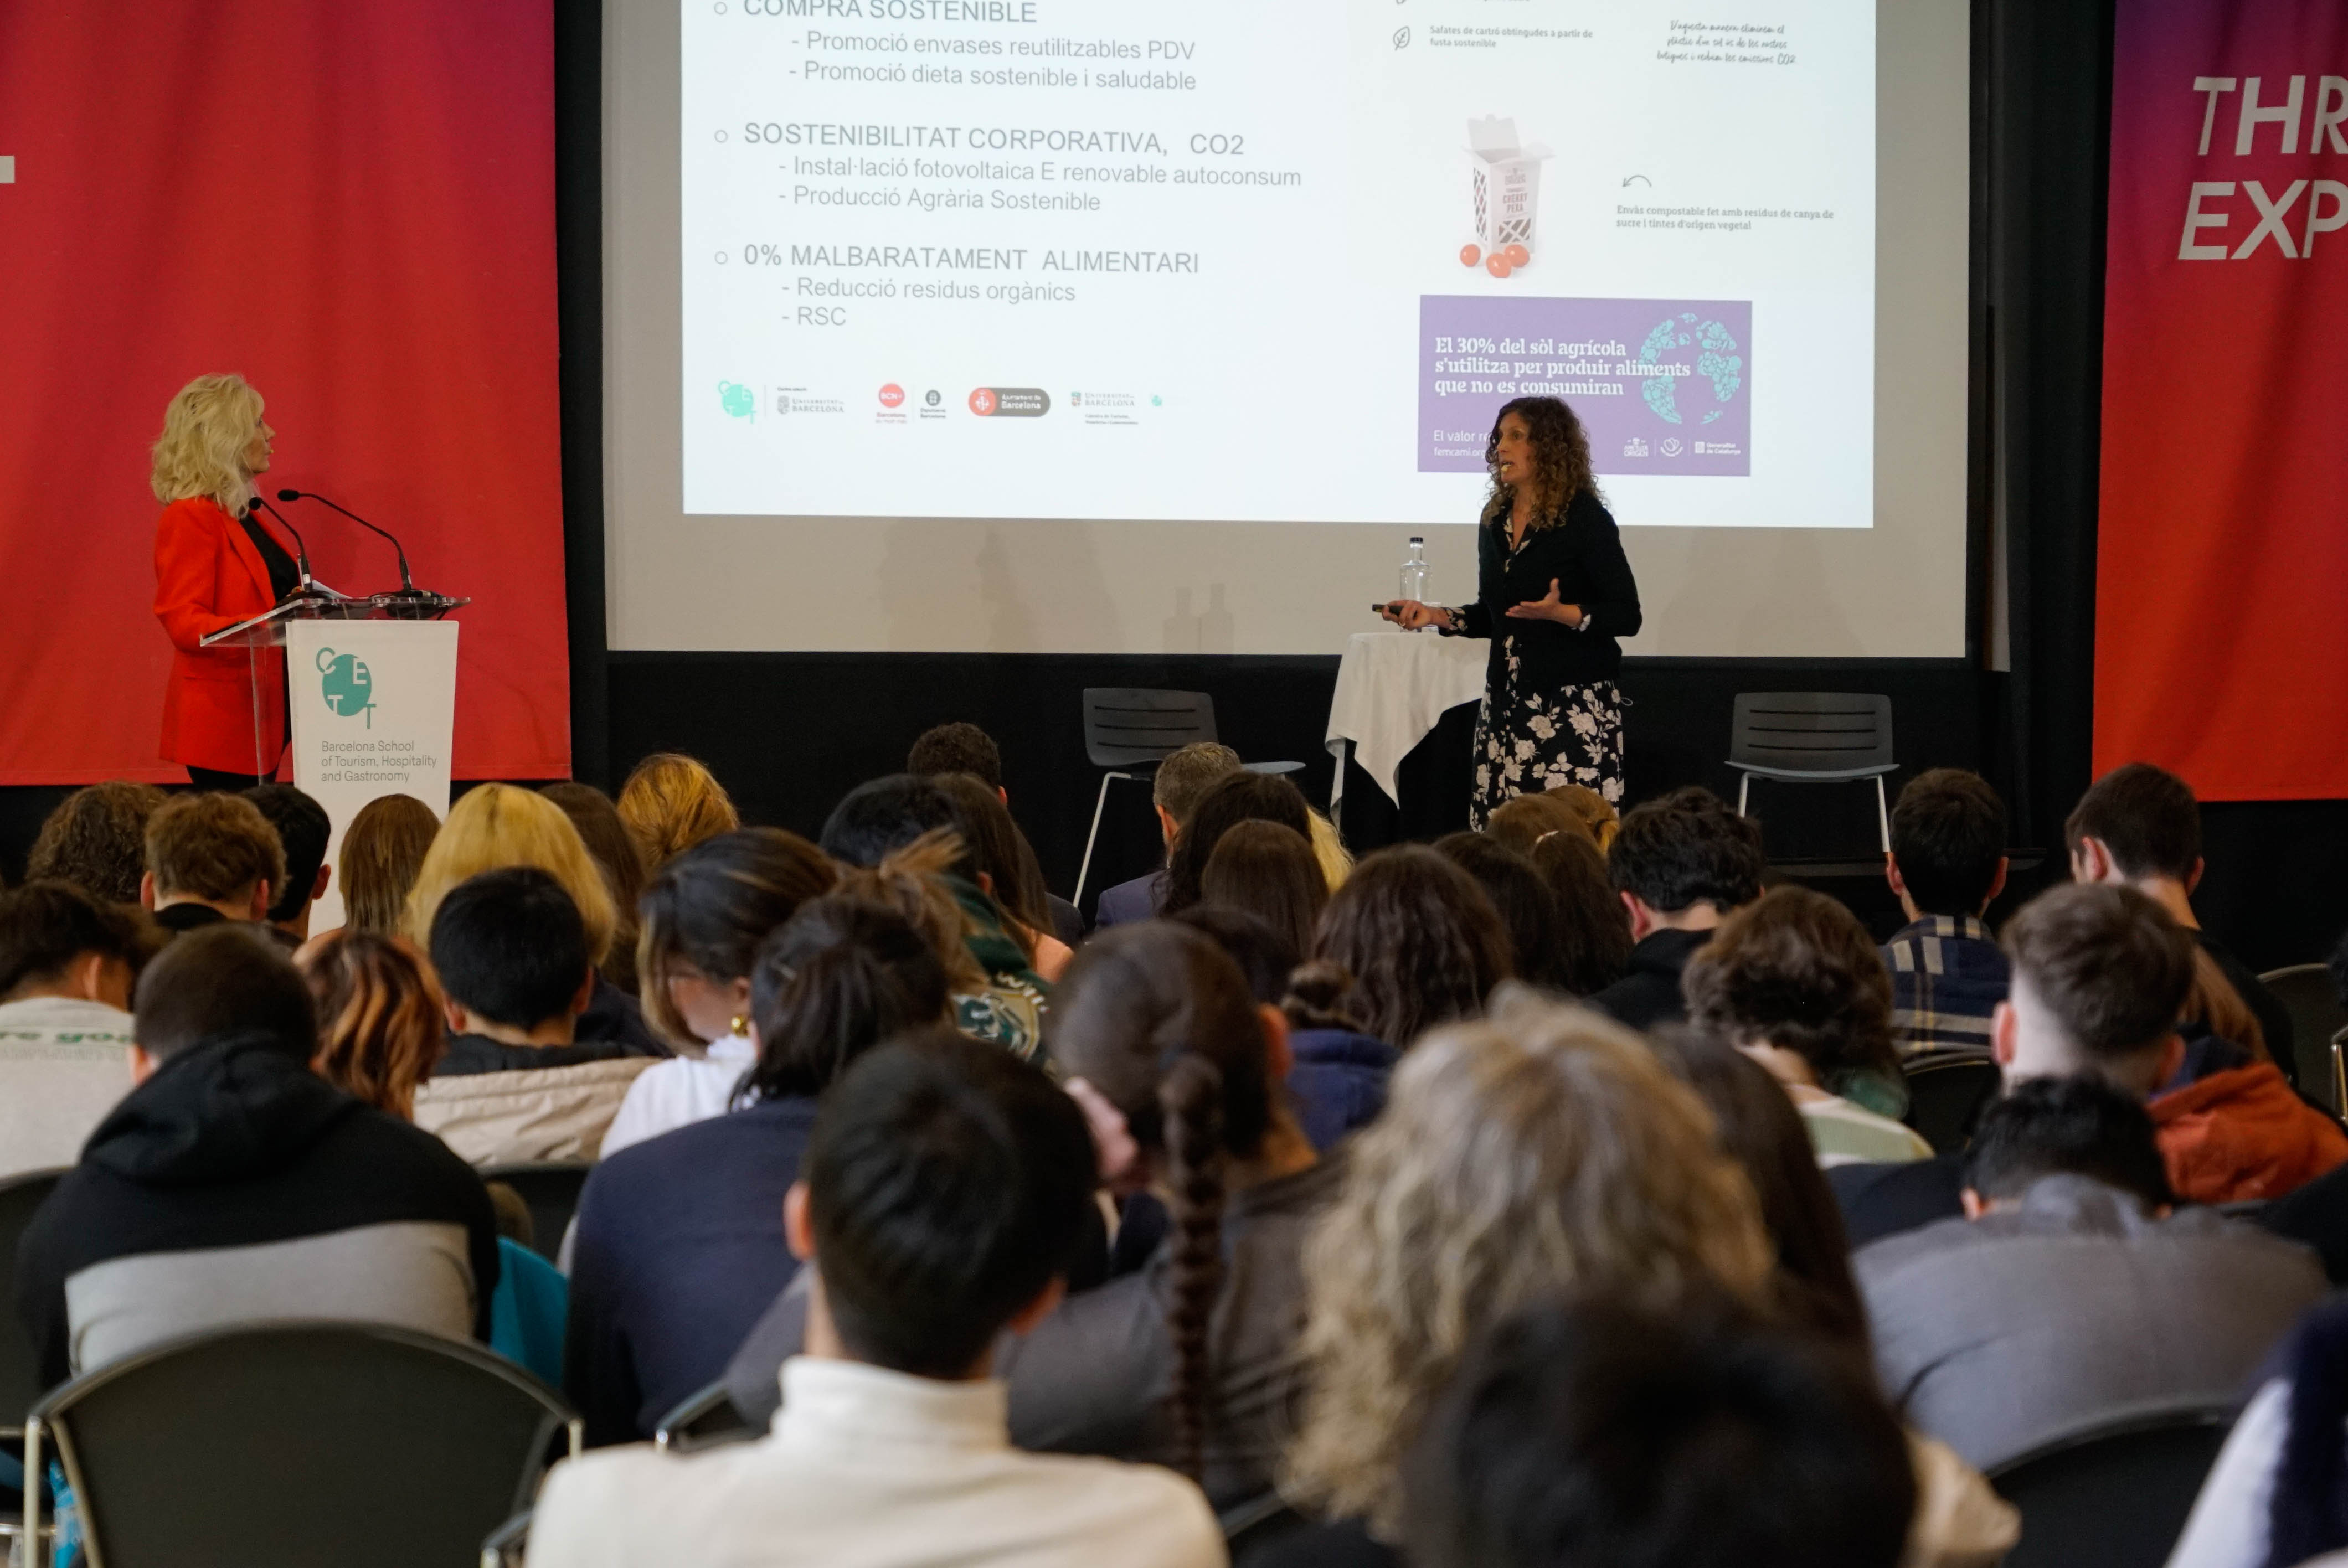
[
  {"left": 1311, "top": 845, "right": 1512, "bottom": 1048},
  {"left": 1682, "top": 886, "right": 1899, "bottom": 1094},
  {"left": 1482, "top": 395, "right": 1600, "bottom": 528},
  {"left": 27, "top": 781, "right": 170, "bottom": 905}
]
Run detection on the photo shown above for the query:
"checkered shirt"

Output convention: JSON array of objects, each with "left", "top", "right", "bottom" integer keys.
[{"left": 1883, "top": 915, "right": 2010, "bottom": 1054}]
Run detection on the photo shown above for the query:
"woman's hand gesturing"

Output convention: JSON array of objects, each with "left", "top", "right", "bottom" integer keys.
[{"left": 1504, "top": 579, "right": 1585, "bottom": 626}]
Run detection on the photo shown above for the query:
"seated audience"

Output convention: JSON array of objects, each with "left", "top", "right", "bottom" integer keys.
[
  {"left": 26, "top": 780, "right": 169, "bottom": 904},
  {"left": 413, "top": 869, "right": 656, "bottom": 1164},
  {"left": 404, "top": 782, "right": 662, "bottom": 1055},
  {"left": 1683, "top": 886, "right": 1930, "bottom": 1165},
  {"left": 15, "top": 926, "right": 498, "bottom": 1385},
  {"left": 821, "top": 775, "right": 1049, "bottom": 1057},
  {"left": 1400, "top": 1297, "right": 1918, "bottom": 1568},
  {"left": 1547, "top": 782, "right": 1620, "bottom": 849},
  {"left": 1481, "top": 790, "right": 1593, "bottom": 857},
  {"left": 243, "top": 783, "right": 333, "bottom": 943},
  {"left": 2167, "top": 1292, "right": 2348, "bottom": 1568},
  {"left": 1094, "top": 741, "right": 1240, "bottom": 927},
  {"left": 1858, "top": 1075, "right": 2324, "bottom": 1472},
  {"left": 1160, "top": 770, "right": 1313, "bottom": 918},
  {"left": 1309, "top": 844, "right": 1511, "bottom": 1050},
  {"left": 566, "top": 896, "right": 950, "bottom": 1446},
  {"left": 531, "top": 1030, "right": 1222, "bottom": 1568},
  {"left": 1881, "top": 768, "right": 2010, "bottom": 1054},
  {"left": 933, "top": 771, "right": 1074, "bottom": 981},
  {"left": 729, "top": 921, "right": 1333, "bottom": 1512},
  {"left": 0, "top": 882, "right": 148, "bottom": 1178},
  {"left": 1201, "top": 818, "right": 1327, "bottom": 958},
  {"left": 603, "top": 827, "right": 837, "bottom": 1156},
  {"left": 334, "top": 792, "right": 440, "bottom": 937},
  {"left": 1528, "top": 829, "right": 1634, "bottom": 995},
  {"left": 1587, "top": 785, "right": 1764, "bottom": 1029},
  {"left": 296, "top": 928, "right": 446, "bottom": 1117},
  {"left": 2068, "top": 760, "right": 2298, "bottom": 1078},
  {"left": 908, "top": 720, "right": 1084, "bottom": 943},
  {"left": 140, "top": 789, "right": 284, "bottom": 935},
  {"left": 616, "top": 750, "right": 739, "bottom": 870},
  {"left": 1434, "top": 831, "right": 1568, "bottom": 991},
  {"left": 543, "top": 782, "right": 649, "bottom": 996}
]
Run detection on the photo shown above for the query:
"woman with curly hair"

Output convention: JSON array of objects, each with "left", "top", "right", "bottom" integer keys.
[{"left": 1378, "top": 395, "right": 1642, "bottom": 823}]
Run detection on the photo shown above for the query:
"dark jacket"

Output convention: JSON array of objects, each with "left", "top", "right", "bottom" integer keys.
[
  {"left": 575, "top": 974, "right": 670, "bottom": 1058},
  {"left": 434, "top": 1034, "right": 647, "bottom": 1076},
  {"left": 1094, "top": 871, "right": 1164, "bottom": 930},
  {"left": 16, "top": 1035, "right": 499, "bottom": 1386},
  {"left": 151, "top": 902, "right": 230, "bottom": 937},
  {"left": 566, "top": 1094, "right": 820, "bottom": 1446},
  {"left": 1587, "top": 927, "right": 1712, "bottom": 1031},
  {"left": 1451, "top": 489, "right": 1642, "bottom": 687},
  {"left": 1286, "top": 1028, "right": 1399, "bottom": 1152}
]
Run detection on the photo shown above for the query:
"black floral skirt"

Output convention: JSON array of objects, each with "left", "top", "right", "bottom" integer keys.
[{"left": 1469, "top": 645, "right": 1626, "bottom": 828}]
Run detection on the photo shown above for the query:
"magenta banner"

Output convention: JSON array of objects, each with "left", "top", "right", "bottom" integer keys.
[{"left": 1418, "top": 296, "right": 1753, "bottom": 476}]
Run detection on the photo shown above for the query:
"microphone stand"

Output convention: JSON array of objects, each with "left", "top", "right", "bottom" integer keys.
[{"left": 279, "top": 489, "right": 434, "bottom": 601}]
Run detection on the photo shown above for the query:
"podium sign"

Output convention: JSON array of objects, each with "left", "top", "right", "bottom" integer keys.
[{"left": 286, "top": 620, "right": 459, "bottom": 932}]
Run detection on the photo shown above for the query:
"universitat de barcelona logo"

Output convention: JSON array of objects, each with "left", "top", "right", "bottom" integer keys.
[{"left": 316, "top": 647, "right": 376, "bottom": 729}]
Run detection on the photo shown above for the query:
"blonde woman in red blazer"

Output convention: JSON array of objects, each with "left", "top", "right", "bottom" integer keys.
[{"left": 150, "top": 374, "right": 302, "bottom": 787}]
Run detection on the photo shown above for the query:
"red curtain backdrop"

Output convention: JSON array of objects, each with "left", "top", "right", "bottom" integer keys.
[
  {"left": 0, "top": 1, "right": 567, "bottom": 784},
  {"left": 2096, "top": 0, "right": 2348, "bottom": 800}
]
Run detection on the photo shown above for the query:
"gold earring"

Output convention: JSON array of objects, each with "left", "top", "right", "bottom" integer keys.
[{"left": 729, "top": 1014, "right": 750, "bottom": 1037}]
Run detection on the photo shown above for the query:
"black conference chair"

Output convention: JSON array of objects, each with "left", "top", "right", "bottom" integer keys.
[
  {"left": 1726, "top": 692, "right": 1898, "bottom": 852},
  {"left": 1074, "top": 688, "right": 1303, "bottom": 908},
  {"left": 0, "top": 1169, "right": 65, "bottom": 1559},
  {"left": 478, "top": 1160, "right": 593, "bottom": 1262},
  {"left": 2259, "top": 963, "right": 2348, "bottom": 1113},
  {"left": 1985, "top": 1399, "right": 2236, "bottom": 1568},
  {"left": 24, "top": 1321, "right": 580, "bottom": 1568},
  {"left": 655, "top": 1380, "right": 759, "bottom": 1454},
  {"left": 1902, "top": 1050, "right": 2002, "bottom": 1155}
]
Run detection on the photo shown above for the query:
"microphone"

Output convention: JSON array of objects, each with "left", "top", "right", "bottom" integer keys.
[
  {"left": 246, "top": 493, "right": 318, "bottom": 595},
  {"left": 278, "top": 488, "right": 425, "bottom": 596}
]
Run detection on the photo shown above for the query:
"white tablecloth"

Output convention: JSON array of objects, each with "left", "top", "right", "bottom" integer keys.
[{"left": 1325, "top": 629, "right": 1489, "bottom": 813}]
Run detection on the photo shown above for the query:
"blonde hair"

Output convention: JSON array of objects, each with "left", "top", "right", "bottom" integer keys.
[
  {"left": 1286, "top": 987, "right": 1774, "bottom": 1526},
  {"left": 401, "top": 784, "right": 617, "bottom": 964},
  {"left": 617, "top": 752, "right": 740, "bottom": 869},
  {"left": 1306, "top": 808, "right": 1354, "bottom": 890},
  {"left": 151, "top": 374, "right": 265, "bottom": 513}
]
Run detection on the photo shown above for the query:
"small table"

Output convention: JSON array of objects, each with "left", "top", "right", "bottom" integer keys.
[{"left": 1324, "top": 629, "right": 1488, "bottom": 819}]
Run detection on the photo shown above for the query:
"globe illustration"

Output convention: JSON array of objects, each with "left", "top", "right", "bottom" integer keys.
[
  {"left": 1638, "top": 313, "right": 1744, "bottom": 426},
  {"left": 317, "top": 649, "right": 376, "bottom": 728}
]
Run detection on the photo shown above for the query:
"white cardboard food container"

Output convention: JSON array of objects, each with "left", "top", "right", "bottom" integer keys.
[{"left": 1466, "top": 116, "right": 1552, "bottom": 253}]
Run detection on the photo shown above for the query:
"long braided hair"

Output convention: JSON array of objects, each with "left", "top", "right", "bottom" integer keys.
[{"left": 1046, "top": 922, "right": 1275, "bottom": 1479}]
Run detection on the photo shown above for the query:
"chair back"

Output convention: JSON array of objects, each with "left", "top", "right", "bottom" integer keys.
[
  {"left": 655, "top": 1380, "right": 759, "bottom": 1454},
  {"left": 1902, "top": 1052, "right": 2003, "bottom": 1155},
  {"left": 0, "top": 1169, "right": 65, "bottom": 1433},
  {"left": 29, "top": 1321, "right": 578, "bottom": 1568},
  {"left": 478, "top": 1161, "right": 593, "bottom": 1261},
  {"left": 1081, "top": 689, "right": 1218, "bottom": 769},
  {"left": 1728, "top": 692, "right": 1895, "bottom": 780},
  {"left": 1986, "top": 1399, "right": 2234, "bottom": 1568},
  {"left": 2259, "top": 964, "right": 2348, "bottom": 1112}
]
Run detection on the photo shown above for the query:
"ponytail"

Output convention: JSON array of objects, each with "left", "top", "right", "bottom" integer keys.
[
  {"left": 737, "top": 895, "right": 952, "bottom": 1105},
  {"left": 1158, "top": 1050, "right": 1228, "bottom": 1479}
]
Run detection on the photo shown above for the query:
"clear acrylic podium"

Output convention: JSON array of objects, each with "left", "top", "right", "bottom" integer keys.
[{"left": 198, "top": 591, "right": 467, "bottom": 778}]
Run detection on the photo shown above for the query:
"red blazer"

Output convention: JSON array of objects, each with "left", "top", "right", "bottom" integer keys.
[{"left": 153, "top": 496, "right": 290, "bottom": 774}]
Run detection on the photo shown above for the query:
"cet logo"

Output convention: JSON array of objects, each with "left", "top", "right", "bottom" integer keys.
[
  {"left": 878, "top": 383, "right": 905, "bottom": 408},
  {"left": 316, "top": 648, "right": 377, "bottom": 730},
  {"left": 718, "top": 381, "right": 756, "bottom": 421},
  {"left": 969, "top": 388, "right": 998, "bottom": 415}
]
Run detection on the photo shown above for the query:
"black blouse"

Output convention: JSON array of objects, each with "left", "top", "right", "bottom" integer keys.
[
  {"left": 1450, "top": 488, "right": 1642, "bottom": 686},
  {"left": 238, "top": 509, "right": 301, "bottom": 603}
]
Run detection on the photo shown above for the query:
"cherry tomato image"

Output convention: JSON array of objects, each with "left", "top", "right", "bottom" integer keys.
[
  {"left": 1485, "top": 253, "right": 1512, "bottom": 278},
  {"left": 1459, "top": 244, "right": 1481, "bottom": 267},
  {"left": 1503, "top": 244, "right": 1530, "bottom": 267}
]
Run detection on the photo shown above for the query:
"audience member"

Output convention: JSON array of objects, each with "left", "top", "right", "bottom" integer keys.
[
  {"left": 1586, "top": 785, "right": 1764, "bottom": 1029},
  {"left": 2068, "top": 761, "right": 2298, "bottom": 1079},
  {"left": 1548, "top": 783, "right": 1620, "bottom": 850},
  {"left": 140, "top": 790, "right": 284, "bottom": 934},
  {"left": 413, "top": 869, "right": 655, "bottom": 1164},
  {"left": 296, "top": 928, "right": 445, "bottom": 1118},
  {"left": 16, "top": 925, "right": 498, "bottom": 1385},
  {"left": 567, "top": 895, "right": 951, "bottom": 1445},
  {"left": 1434, "top": 831, "right": 1568, "bottom": 991},
  {"left": 1527, "top": 829, "right": 1634, "bottom": 994},
  {"left": 1306, "top": 809, "right": 1355, "bottom": 891},
  {"left": 1881, "top": 769, "right": 2010, "bottom": 1054},
  {"left": 604, "top": 827, "right": 837, "bottom": 1156},
  {"left": 404, "top": 783, "right": 661, "bottom": 1055},
  {"left": 335, "top": 792, "right": 440, "bottom": 937},
  {"left": 933, "top": 771, "right": 1074, "bottom": 981},
  {"left": 1310, "top": 845, "right": 1510, "bottom": 1050},
  {"left": 242, "top": 783, "right": 333, "bottom": 942},
  {"left": 1683, "top": 886, "right": 1930, "bottom": 1165},
  {"left": 1201, "top": 818, "right": 1327, "bottom": 957},
  {"left": 616, "top": 751, "right": 740, "bottom": 870},
  {"left": 1400, "top": 1297, "right": 1917, "bottom": 1568},
  {"left": 729, "top": 921, "right": 1332, "bottom": 1512},
  {"left": 25, "top": 780, "right": 169, "bottom": 904},
  {"left": 821, "top": 776, "right": 1050, "bottom": 1057},
  {"left": 1160, "top": 770, "right": 1313, "bottom": 917},
  {"left": 2166, "top": 1293, "right": 2348, "bottom": 1568},
  {"left": 1481, "top": 790, "right": 1591, "bottom": 857},
  {"left": 533, "top": 1030, "right": 1223, "bottom": 1568},
  {"left": 0, "top": 882, "right": 149, "bottom": 1177},
  {"left": 1093, "top": 741, "right": 1240, "bottom": 927},
  {"left": 1858, "top": 1076, "right": 2324, "bottom": 1471},
  {"left": 909, "top": 721, "right": 1086, "bottom": 945},
  {"left": 543, "top": 782, "right": 650, "bottom": 997}
]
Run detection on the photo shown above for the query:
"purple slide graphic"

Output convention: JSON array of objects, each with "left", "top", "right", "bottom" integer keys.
[{"left": 1419, "top": 296, "right": 1752, "bottom": 476}]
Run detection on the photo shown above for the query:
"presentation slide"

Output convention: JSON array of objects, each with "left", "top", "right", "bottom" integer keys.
[{"left": 680, "top": 0, "right": 1876, "bottom": 528}]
